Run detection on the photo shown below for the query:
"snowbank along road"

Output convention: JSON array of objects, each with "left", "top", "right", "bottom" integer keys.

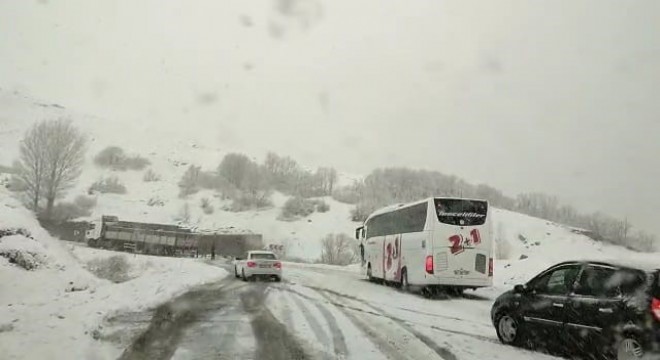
[{"left": 117, "top": 261, "right": 561, "bottom": 360}]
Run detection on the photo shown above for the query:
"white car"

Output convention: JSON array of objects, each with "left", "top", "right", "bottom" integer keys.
[{"left": 234, "top": 250, "right": 282, "bottom": 282}]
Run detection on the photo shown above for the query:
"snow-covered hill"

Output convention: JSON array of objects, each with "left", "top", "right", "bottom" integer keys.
[
  {"left": 1, "top": 89, "right": 659, "bottom": 268},
  {"left": 0, "top": 89, "right": 360, "bottom": 259}
]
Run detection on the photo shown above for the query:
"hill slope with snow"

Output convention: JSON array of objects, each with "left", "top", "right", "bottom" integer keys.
[
  {"left": 0, "top": 186, "right": 228, "bottom": 359},
  {"left": 1, "top": 89, "right": 658, "bottom": 267}
]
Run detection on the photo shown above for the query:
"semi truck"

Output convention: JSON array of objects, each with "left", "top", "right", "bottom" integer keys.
[{"left": 86, "top": 215, "right": 263, "bottom": 257}]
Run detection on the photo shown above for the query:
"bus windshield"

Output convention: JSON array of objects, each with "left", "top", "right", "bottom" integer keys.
[{"left": 435, "top": 199, "right": 488, "bottom": 226}]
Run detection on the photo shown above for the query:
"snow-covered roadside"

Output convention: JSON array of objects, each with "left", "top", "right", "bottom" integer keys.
[
  {"left": 0, "top": 190, "right": 228, "bottom": 360},
  {"left": 1, "top": 247, "right": 228, "bottom": 360}
]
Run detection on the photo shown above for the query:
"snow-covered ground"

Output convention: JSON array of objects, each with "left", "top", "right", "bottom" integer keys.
[
  {"left": 0, "top": 188, "right": 228, "bottom": 360},
  {"left": 2, "top": 88, "right": 660, "bottom": 359}
]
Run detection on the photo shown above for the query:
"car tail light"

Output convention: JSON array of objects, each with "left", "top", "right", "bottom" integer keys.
[
  {"left": 274, "top": 262, "right": 282, "bottom": 269},
  {"left": 247, "top": 261, "right": 256, "bottom": 268},
  {"left": 488, "top": 258, "right": 494, "bottom": 277},
  {"left": 425, "top": 255, "right": 434, "bottom": 274},
  {"left": 652, "top": 298, "right": 660, "bottom": 321}
]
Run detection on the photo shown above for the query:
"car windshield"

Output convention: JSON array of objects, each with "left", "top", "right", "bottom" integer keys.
[{"left": 1, "top": 2, "right": 659, "bottom": 360}]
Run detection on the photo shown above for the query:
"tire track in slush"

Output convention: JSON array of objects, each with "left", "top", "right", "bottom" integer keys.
[
  {"left": 315, "top": 288, "right": 458, "bottom": 360},
  {"left": 276, "top": 285, "right": 349, "bottom": 358},
  {"left": 288, "top": 292, "right": 334, "bottom": 360},
  {"left": 283, "top": 284, "right": 494, "bottom": 347},
  {"left": 240, "top": 285, "right": 309, "bottom": 360},
  {"left": 118, "top": 279, "right": 241, "bottom": 360},
  {"left": 313, "top": 289, "right": 408, "bottom": 360},
  {"left": 321, "top": 294, "right": 497, "bottom": 345},
  {"left": 313, "top": 302, "right": 349, "bottom": 359}
]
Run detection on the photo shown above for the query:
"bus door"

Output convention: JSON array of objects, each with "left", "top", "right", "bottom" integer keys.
[{"left": 382, "top": 234, "right": 402, "bottom": 281}]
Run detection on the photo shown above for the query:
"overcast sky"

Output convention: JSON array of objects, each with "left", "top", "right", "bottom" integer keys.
[{"left": 1, "top": 0, "right": 659, "bottom": 235}]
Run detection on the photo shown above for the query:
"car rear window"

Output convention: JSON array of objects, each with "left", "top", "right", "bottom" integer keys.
[
  {"left": 581, "top": 266, "right": 651, "bottom": 297},
  {"left": 250, "top": 253, "right": 276, "bottom": 260}
]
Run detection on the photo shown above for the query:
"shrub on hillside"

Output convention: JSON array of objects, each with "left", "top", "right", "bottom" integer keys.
[
  {"left": 319, "top": 233, "right": 358, "bottom": 266},
  {"left": 0, "top": 246, "right": 43, "bottom": 270},
  {"left": 147, "top": 197, "right": 165, "bottom": 207},
  {"left": 228, "top": 192, "right": 273, "bottom": 212},
  {"left": 94, "top": 146, "right": 150, "bottom": 171},
  {"left": 316, "top": 200, "right": 330, "bottom": 213},
  {"left": 178, "top": 165, "right": 201, "bottom": 198},
  {"left": 350, "top": 202, "right": 376, "bottom": 222},
  {"left": 0, "top": 230, "right": 47, "bottom": 270},
  {"left": 49, "top": 195, "right": 97, "bottom": 223},
  {"left": 331, "top": 186, "right": 360, "bottom": 204},
  {"left": 86, "top": 255, "right": 131, "bottom": 283},
  {"left": 89, "top": 177, "right": 127, "bottom": 194},
  {"left": 198, "top": 171, "right": 221, "bottom": 190},
  {"left": 280, "top": 197, "right": 315, "bottom": 220},
  {"left": 142, "top": 169, "right": 161, "bottom": 182},
  {"left": 123, "top": 156, "right": 150, "bottom": 170},
  {"left": 94, "top": 146, "right": 124, "bottom": 168},
  {"left": 74, "top": 195, "right": 96, "bottom": 209},
  {"left": 200, "top": 197, "right": 214, "bottom": 215}
]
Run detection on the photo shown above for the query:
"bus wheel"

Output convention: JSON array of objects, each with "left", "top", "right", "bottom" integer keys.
[
  {"left": 399, "top": 268, "right": 409, "bottom": 292},
  {"left": 449, "top": 287, "right": 464, "bottom": 296},
  {"left": 366, "top": 264, "right": 373, "bottom": 282},
  {"left": 422, "top": 286, "right": 434, "bottom": 298}
]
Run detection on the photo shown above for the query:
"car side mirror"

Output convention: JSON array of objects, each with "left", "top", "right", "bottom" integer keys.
[{"left": 514, "top": 284, "right": 527, "bottom": 294}]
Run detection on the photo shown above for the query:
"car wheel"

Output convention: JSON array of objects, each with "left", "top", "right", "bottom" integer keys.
[
  {"left": 615, "top": 336, "right": 644, "bottom": 360},
  {"left": 496, "top": 313, "right": 522, "bottom": 346},
  {"left": 275, "top": 276, "right": 282, "bottom": 282},
  {"left": 400, "top": 268, "right": 409, "bottom": 292},
  {"left": 241, "top": 269, "right": 247, "bottom": 282}
]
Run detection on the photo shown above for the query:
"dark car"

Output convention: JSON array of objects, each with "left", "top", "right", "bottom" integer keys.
[{"left": 491, "top": 260, "right": 660, "bottom": 360}]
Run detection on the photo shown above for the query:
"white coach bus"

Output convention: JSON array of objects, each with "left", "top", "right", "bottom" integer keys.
[{"left": 355, "top": 197, "right": 493, "bottom": 293}]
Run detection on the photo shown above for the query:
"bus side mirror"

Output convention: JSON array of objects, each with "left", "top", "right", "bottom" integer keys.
[{"left": 355, "top": 227, "right": 363, "bottom": 240}]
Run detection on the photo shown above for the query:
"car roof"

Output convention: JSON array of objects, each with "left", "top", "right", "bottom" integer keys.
[
  {"left": 555, "top": 259, "right": 659, "bottom": 272},
  {"left": 249, "top": 250, "right": 275, "bottom": 254}
]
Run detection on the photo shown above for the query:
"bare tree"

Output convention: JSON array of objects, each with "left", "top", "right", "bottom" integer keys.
[
  {"left": 320, "top": 233, "right": 358, "bottom": 265},
  {"left": 15, "top": 124, "right": 50, "bottom": 210},
  {"left": 179, "top": 165, "right": 201, "bottom": 197},
  {"left": 42, "top": 120, "right": 86, "bottom": 216},
  {"left": 316, "top": 167, "right": 338, "bottom": 195},
  {"left": 218, "top": 153, "right": 253, "bottom": 189},
  {"left": 16, "top": 119, "right": 86, "bottom": 214},
  {"left": 177, "top": 202, "right": 191, "bottom": 224}
]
